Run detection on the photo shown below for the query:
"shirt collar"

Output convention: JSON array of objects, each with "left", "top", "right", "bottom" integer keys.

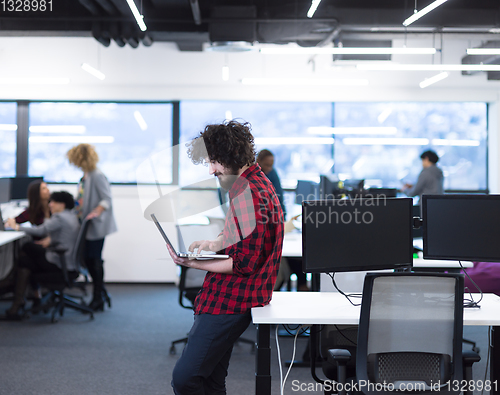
[{"left": 228, "top": 163, "right": 259, "bottom": 199}]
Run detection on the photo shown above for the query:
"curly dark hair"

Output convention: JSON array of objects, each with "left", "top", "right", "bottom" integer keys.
[
  {"left": 49, "top": 191, "right": 75, "bottom": 210},
  {"left": 187, "top": 120, "right": 256, "bottom": 173}
]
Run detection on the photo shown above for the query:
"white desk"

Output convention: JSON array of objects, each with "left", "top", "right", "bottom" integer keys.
[
  {"left": 252, "top": 291, "right": 500, "bottom": 395},
  {"left": 0, "top": 231, "right": 26, "bottom": 247}
]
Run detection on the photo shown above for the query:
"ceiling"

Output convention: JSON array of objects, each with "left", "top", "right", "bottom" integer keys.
[
  {"left": 1, "top": 0, "right": 500, "bottom": 94},
  {"left": 2, "top": 0, "right": 500, "bottom": 50}
]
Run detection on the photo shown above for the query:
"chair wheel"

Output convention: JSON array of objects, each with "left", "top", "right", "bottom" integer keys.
[{"left": 170, "top": 345, "right": 176, "bottom": 355}]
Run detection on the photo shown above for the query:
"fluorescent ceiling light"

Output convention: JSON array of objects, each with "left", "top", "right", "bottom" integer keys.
[
  {"left": 307, "top": 0, "right": 322, "bottom": 18},
  {"left": 0, "top": 77, "right": 70, "bottom": 85},
  {"left": 222, "top": 66, "right": 230, "bottom": 81},
  {"left": 134, "top": 111, "right": 148, "bottom": 131},
  {"left": 307, "top": 127, "right": 397, "bottom": 135},
  {"left": 260, "top": 47, "right": 436, "bottom": 55},
  {"left": 419, "top": 72, "right": 449, "bottom": 88},
  {"left": 342, "top": 138, "right": 429, "bottom": 146},
  {"left": 377, "top": 108, "right": 393, "bottom": 123},
  {"left": 255, "top": 137, "right": 334, "bottom": 145},
  {"left": 81, "top": 63, "right": 105, "bottom": 80},
  {"left": 357, "top": 64, "right": 500, "bottom": 71},
  {"left": 466, "top": 48, "right": 500, "bottom": 55},
  {"left": 241, "top": 78, "right": 369, "bottom": 86},
  {"left": 432, "top": 139, "right": 480, "bottom": 147},
  {"left": 126, "top": 0, "right": 147, "bottom": 31},
  {"left": 0, "top": 124, "right": 18, "bottom": 131},
  {"left": 29, "top": 125, "right": 86, "bottom": 134},
  {"left": 402, "top": 0, "right": 448, "bottom": 27},
  {"left": 29, "top": 136, "right": 114, "bottom": 144}
]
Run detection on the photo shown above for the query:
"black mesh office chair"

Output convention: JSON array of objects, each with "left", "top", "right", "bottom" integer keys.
[
  {"left": 38, "top": 218, "right": 94, "bottom": 323},
  {"left": 169, "top": 221, "right": 255, "bottom": 354},
  {"left": 328, "top": 272, "right": 480, "bottom": 395}
]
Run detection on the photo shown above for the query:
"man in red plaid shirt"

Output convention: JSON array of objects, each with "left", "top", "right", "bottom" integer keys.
[{"left": 167, "top": 120, "right": 284, "bottom": 395}]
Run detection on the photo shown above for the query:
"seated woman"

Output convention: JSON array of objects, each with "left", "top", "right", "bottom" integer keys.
[
  {"left": 0, "top": 180, "right": 51, "bottom": 295},
  {"left": 3, "top": 191, "right": 80, "bottom": 320}
]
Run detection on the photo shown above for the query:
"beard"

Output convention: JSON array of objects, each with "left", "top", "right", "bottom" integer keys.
[{"left": 215, "top": 169, "right": 239, "bottom": 190}]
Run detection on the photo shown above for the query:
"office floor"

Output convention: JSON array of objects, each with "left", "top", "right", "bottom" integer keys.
[{"left": 0, "top": 284, "right": 491, "bottom": 395}]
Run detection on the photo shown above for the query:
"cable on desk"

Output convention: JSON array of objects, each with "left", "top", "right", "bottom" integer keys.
[
  {"left": 460, "top": 261, "right": 482, "bottom": 308},
  {"left": 328, "top": 273, "right": 362, "bottom": 306}
]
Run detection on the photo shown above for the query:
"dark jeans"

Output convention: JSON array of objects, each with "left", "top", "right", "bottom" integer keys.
[
  {"left": 172, "top": 311, "right": 252, "bottom": 395},
  {"left": 19, "top": 242, "right": 70, "bottom": 284}
]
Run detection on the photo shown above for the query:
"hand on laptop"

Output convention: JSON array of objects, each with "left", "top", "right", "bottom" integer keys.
[
  {"left": 189, "top": 236, "right": 222, "bottom": 255},
  {"left": 166, "top": 244, "right": 192, "bottom": 266}
]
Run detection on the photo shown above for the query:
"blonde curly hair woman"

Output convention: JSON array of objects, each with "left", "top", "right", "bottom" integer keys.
[{"left": 67, "top": 144, "right": 117, "bottom": 312}]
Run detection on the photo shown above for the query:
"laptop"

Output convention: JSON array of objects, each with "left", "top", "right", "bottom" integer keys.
[{"left": 151, "top": 213, "right": 229, "bottom": 259}]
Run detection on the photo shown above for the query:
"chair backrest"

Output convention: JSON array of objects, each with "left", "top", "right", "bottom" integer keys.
[
  {"left": 356, "top": 272, "right": 464, "bottom": 395},
  {"left": 176, "top": 221, "right": 224, "bottom": 309}
]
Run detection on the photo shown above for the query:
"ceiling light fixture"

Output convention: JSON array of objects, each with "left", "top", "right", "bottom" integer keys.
[
  {"left": 0, "top": 124, "right": 18, "bottom": 131},
  {"left": 307, "top": 127, "right": 397, "bottom": 135},
  {"left": 402, "top": 0, "right": 448, "bottom": 27},
  {"left": 255, "top": 137, "right": 334, "bottom": 145},
  {"left": 260, "top": 47, "right": 436, "bottom": 55},
  {"left": 307, "top": 0, "right": 322, "bottom": 18},
  {"left": 81, "top": 63, "right": 105, "bottom": 80},
  {"left": 432, "top": 139, "right": 480, "bottom": 146},
  {"left": 126, "top": 0, "right": 147, "bottom": 31},
  {"left": 29, "top": 125, "right": 86, "bottom": 134},
  {"left": 241, "top": 78, "right": 369, "bottom": 86},
  {"left": 342, "top": 138, "right": 429, "bottom": 146},
  {"left": 222, "top": 66, "right": 230, "bottom": 81},
  {"left": 419, "top": 72, "right": 449, "bottom": 88},
  {"left": 356, "top": 64, "right": 500, "bottom": 71},
  {"left": 29, "top": 136, "right": 115, "bottom": 144},
  {"left": 0, "top": 77, "right": 70, "bottom": 85},
  {"left": 134, "top": 111, "right": 148, "bottom": 131},
  {"left": 466, "top": 48, "right": 500, "bottom": 55}
]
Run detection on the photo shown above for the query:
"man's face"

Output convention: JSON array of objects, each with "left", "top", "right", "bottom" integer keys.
[
  {"left": 208, "top": 160, "right": 238, "bottom": 190},
  {"left": 421, "top": 157, "right": 432, "bottom": 168},
  {"left": 259, "top": 155, "right": 274, "bottom": 175}
]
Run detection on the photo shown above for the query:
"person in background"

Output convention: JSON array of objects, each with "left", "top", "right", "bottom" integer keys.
[
  {"left": 67, "top": 143, "right": 117, "bottom": 312},
  {"left": 167, "top": 120, "right": 284, "bottom": 394},
  {"left": 0, "top": 180, "right": 51, "bottom": 295},
  {"left": 402, "top": 150, "right": 444, "bottom": 201},
  {"left": 256, "top": 149, "right": 286, "bottom": 219},
  {"left": 2, "top": 192, "right": 79, "bottom": 320}
]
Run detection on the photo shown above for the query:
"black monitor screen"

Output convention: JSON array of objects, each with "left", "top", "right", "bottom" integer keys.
[
  {"left": 422, "top": 194, "right": 500, "bottom": 261},
  {"left": 302, "top": 197, "right": 413, "bottom": 273},
  {"left": 10, "top": 176, "right": 44, "bottom": 200},
  {"left": 295, "top": 180, "right": 318, "bottom": 205}
]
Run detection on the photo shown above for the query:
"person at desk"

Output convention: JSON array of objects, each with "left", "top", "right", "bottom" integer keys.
[
  {"left": 0, "top": 180, "right": 51, "bottom": 295},
  {"left": 256, "top": 149, "right": 286, "bottom": 218},
  {"left": 67, "top": 143, "right": 117, "bottom": 312},
  {"left": 2, "top": 191, "right": 79, "bottom": 320},
  {"left": 402, "top": 150, "right": 444, "bottom": 200},
  {"left": 167, "top": 120, "right": 284, "bottom": 395}
]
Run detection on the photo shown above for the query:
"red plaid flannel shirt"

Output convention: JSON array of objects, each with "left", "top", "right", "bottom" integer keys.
[{"left": 194, "top": 164, "right": 284, "bottom": 315}]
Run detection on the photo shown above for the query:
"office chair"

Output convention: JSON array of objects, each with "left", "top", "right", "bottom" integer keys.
[
  {"left": 327, "top": 272, "right": 480, "bottom": 395},
  {"left": 38, "top": 218, "right": 94, "bottom": 323},
  {"left": 169, "top": 220, "right": 255, "bottom": 354}
]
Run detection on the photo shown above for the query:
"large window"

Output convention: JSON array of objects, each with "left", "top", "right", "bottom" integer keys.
[
  {"left": 333, "top": 102, "right": 488, "bottom": 191},
  {"left": 28, "top": 102, "right": 173, "bottom": 183},
  {"left": 179, "top": 101, "right": 333, "bottom": 187},
  {"left": 0, "top": 102, "right": 17, "bottom": 177}
]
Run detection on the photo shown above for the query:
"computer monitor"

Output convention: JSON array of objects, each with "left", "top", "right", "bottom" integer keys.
[
  {"left": 422, "top": 194, "right": 500, "bottom": 262},
  {"left": 9, "top": 176, "right": 44, "bottom": 200},
  {"left": 0, "top": 178, "right": 11, "bottom": 203},
  {"left": 295, "top": 180, "right": 318, "bottom": 205},
  {"left": 302, "top": 197, "right": 413, "bottom": 273},
  {"left": 319, "top": 175, "right": 339, "bottom": 199}
]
